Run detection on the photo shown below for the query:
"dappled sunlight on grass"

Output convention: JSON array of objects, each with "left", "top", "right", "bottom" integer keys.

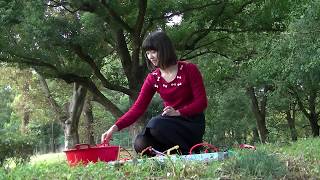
[{"left": 30, "top": 152, "right": 66, "bottom": 165}]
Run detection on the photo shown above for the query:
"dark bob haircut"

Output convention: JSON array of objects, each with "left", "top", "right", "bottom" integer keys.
[{"left": 142, "top": 31, "right": 177, "bottom": 70}]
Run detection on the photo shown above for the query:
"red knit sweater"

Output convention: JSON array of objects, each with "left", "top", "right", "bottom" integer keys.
[{"left": 115, "top": 61, "right": 208, "bottom": 130}]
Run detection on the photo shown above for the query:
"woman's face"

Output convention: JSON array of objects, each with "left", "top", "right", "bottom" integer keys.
[{"left": 146, "top": 50, "right": 158, "bottom": 66}]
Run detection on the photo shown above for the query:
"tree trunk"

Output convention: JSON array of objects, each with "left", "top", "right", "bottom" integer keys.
[
  {"left": 38, "top": 74, "right": 69, "bottom": 127},
  {"left": 295, "top": 89, "right": 319, "bottom": 137},
  {"left": 285, "top": 108, "right": 298, "bottom": 141},
  {"left": 21, "top": 82, "right": 30, "bottom": 134},
  {"left": 51, "top": 122, "right": 56, "bottom": 152},
  {"left": 308, "top": 91, "right": 319, "bottom": 136},
  {"left": 65, "top": 83, "right": 87, "bottom": 149},
  {"left": 252, "top": 128, "right": 260, "bottom": 144},
  {"left": 21, "top": 109, "right": 30, "bottom": 134},
  {"left": 309, "top": 112, "right": 319, "bottom": 137},
  {"left": 247, "top": 86, "right": 268, "bottom": 143},
  {"left": 38, "top": 74, "right": 70, "bottom": 150},
  {"left": 83, "top": 96, "right": 95, "bottom": 145}
]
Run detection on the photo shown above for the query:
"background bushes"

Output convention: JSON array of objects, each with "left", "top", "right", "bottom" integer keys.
[{"left": 0, "top": 131, "right": 36, "bottom": 165}]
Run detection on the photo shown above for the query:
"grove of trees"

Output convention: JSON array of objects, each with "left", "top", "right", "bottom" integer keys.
[{"left": 0, "top": 0, "right": 319, "bottom": 156}]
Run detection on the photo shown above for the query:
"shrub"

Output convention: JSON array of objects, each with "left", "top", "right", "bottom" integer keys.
[{"left": 0, "top": 131, "right": 36, "bottom": 165}]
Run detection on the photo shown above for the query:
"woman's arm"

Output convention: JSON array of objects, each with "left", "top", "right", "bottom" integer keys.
[
  {"left": 178, "top": 63, "right": 208, "bottom": 116},
  {"left": 115, "top": 74, "right": 156, "bottom": 130}
]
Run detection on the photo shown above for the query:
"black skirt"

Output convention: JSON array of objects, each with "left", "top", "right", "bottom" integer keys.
[{"left": 138, "top": 113, "right": 205, "bottom": 154}]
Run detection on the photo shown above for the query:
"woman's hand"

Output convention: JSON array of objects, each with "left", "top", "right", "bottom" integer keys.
[
  {"left": 101, "top": 125, "right": 119, "bottom": 144},
  {"left": 162, "top": 106, "right": 181, "bottom": 116}
]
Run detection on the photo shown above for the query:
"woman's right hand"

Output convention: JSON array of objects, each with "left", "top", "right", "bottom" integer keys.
[{"left": 101, "top": 125, "right": 119, "bottom": 144}]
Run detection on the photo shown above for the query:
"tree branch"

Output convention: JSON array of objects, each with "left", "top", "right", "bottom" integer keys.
[
  {"left": 114, "top": 29, "right": 134, "bottom": 88},
  {"left": 247, "top": 86, "right": 262, "bottom": 116},
  {"left": 130, "top": 0, "right": 148, "bottom": 82},
  {"left": 134, "top": 0, "right": 147, "bottom": 36},
  {"left": 289, "top": 86, "right": 311, "bottom": 119},
  {"left": 260, "top": 86, "right": 268, "bottom": 117},
  {"left": 37, "top": 73, "right": 69, "bottom": 125},
  {"left": 58, "top": 73, "right": 123, "bottom": 118},
  {"left": 71, "top": 44, "right": 133, "bottom": 96},
  {"left": 183, "top": 49, "right": 229, "bottom": 60},
  {"left": 47, "top": 0, "right": 80, "bottom": 13},
  {"left": 180, "top": 37, "right": 229, "bottom": 58},
  {"left": 184, "top": 1, "right": 226, "bottom": 49},
  {"left": 233, "top": 0, "right": 257, "bottom": 16},
  {"left": 100, "top": 1, "right": 134, "bottom": 33},
  {"left": 206, "top": 27, "right": 285, "bottom": 33},
  {"left": 0, "top": 53, "right": 59, "bottom": 73},
  {"left": 183, "top": 0, "right": 267, "bottom": 49},
  {"left": 150, "top": 1, "right": 223, "bottom": 21}
]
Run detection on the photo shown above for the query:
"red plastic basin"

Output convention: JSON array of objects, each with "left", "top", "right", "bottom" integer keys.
[{"left": 64, "top": 144, "right": 119, "bottom": 166}]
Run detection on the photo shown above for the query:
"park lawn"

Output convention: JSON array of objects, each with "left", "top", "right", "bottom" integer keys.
[
  {"left": 30, "top": 152, "right": 66, "bottom": 165},
  {"left": 1, "top": 138, "right": 319, "bottom": 179}
]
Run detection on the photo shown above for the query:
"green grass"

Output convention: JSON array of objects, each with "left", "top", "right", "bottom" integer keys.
[
  {"left": 30, "top": 153, "right": 66, "bottom": 165},
  {"left": 1, "top": 138, "right": 320, "bottom": 179}
]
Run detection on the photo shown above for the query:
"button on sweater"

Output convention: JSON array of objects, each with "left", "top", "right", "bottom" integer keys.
[{"left": 115, "top": 61, "right": 208, "bottom": 130}]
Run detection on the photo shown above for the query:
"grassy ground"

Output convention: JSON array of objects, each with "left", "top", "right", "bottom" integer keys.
[
  {"left": 30, "top": 153, "right": 66, "bottom": 165},
  {"left": 1, "top": 138, "right": 319, "bottom": 179}
]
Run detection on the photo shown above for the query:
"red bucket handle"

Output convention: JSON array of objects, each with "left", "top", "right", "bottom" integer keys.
[
  {"left": 96, "top": 139, "right": 110, "bottom": 147},
  {"left": 189, "top": 143, "right": 219, "bottom": 155},
  {"left": 74, "top": 144, "right": 91, "bottom": 150},
  {"left": 102, "top": 139, "right": 110, "bottom": 146}
]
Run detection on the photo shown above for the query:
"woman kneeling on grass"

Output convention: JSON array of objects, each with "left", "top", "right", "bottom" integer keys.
[{"left": 101, "top": 31, "right": 208, "bottom": 155}]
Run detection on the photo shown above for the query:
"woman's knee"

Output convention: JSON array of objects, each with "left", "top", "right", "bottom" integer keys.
[
  {"left": 149, "top": 127, "right": 161, "bottom": 139},
  {"left": 148, "top": 118, "right": 167, "bottom": 137},
  {"left": 134, "top": 133, "right": 156, "bottom": 153},
  {"left": 134, "top": 134, "right": 145, "bottom": 153}
]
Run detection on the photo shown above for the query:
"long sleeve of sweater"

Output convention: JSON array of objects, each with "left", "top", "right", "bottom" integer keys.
[
  {"left": 115, "top": 74, "right": 156, "bottom": 130},
  {"left": 178, "top": 63, "right": 208, "bottom": 116}
]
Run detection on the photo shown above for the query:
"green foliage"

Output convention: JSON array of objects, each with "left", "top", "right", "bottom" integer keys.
[
  {"left": 78, "top": 96, "right": 132, "bottom": 147},
  {"left": 198, "top": 58, "right": 256, "bottom": 146},
  {"left": 0, "top": 86, "right": 14, "bottom": 128},
  {"left": 101, "top": 56, "right": 128, "bottom": 87},
  {"left": 29, "top": 121, "right": 64, "bottom": 153},
  {"left": 0, "top": 0, "right": 318, "bottom": 156},
  {"left": 0, "top": 67, "right": 60, "bottom": 125},
  {"left": 0, "top": 66, "right": 68, "bottom": 153},
  {"left": 0, "top": 131, "right": 36, "bottom": 165},
  {"left": 0, "top": 0, "right": 24, "bottom": 25},
  {"left": 203, "top": 0, "right": 320, "bottom": 144},
  {"left": 205, "top": 87, "right": 255, "bottom": 146},
  {"left": 109, "top": 130, "right": 131, "bottom": 148}
]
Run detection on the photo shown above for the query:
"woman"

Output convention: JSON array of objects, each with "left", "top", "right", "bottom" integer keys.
[{"left": 101, "top": 31, "right": 208, "bottom": 155}]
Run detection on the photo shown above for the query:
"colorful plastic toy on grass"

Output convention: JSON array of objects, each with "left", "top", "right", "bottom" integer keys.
[
  {"left": 134, "top": 143, "right": 229, "bottom": 163},
  {"left": 64, "top": 142, "right": 256, "bottom": 166}
]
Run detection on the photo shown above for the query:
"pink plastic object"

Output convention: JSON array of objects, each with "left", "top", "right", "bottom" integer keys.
[{"left": 239, "top": 144, "right": 256, "bottom": 150}]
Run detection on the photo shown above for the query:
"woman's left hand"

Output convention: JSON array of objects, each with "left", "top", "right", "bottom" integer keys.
[{"left": 162, "top": 106, "right": 181, "bottom": 116}]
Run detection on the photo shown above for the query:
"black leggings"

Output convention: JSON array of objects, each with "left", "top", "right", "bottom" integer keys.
[{"left": 134, "top": 113, "right": 205, "bottom": 155}]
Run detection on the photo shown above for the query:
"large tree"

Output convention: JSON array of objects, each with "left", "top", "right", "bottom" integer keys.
[
  {"left": 281, "top": 3, "right": 320, "bottom": 136},
  {"left": 0, "top": 0, "right": 294, "bottom": 147}
]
